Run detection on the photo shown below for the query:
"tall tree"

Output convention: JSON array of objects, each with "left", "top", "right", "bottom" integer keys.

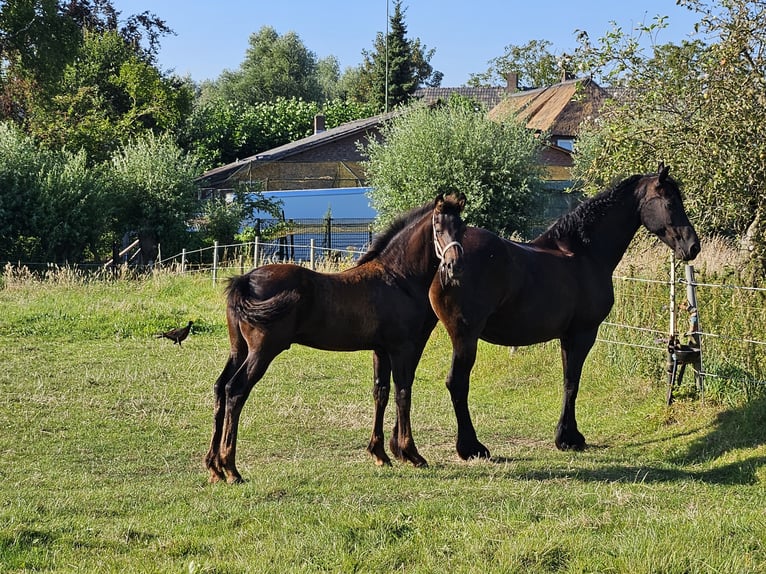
[
  {"left": 468, "top": 39, "right": 568, "bottom": 88},
  {"left": 351, "top": 1, "right": 440, "bottom": 111},
  {"left": 0, "top": 0, "right": 172, "bottom": 125},
  {"left": 30, "top": 29, "right": 193, "bottom": 163},
  {"left": 211, "top": 26, "right": 321, "bottom": 105}
]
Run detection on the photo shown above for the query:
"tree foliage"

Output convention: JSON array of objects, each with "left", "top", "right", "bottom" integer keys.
[
  {"left": 468, "top": 39, "right": 566, "bottom": 88},
  {"left": 364, "top": 97, "right": 545, "bottom": 236},
  {"left": 210, "top": 26, "right": 322, "bottom": 105},
  {"left": 350, "top": 0, "right": 441, "bottom": 111},
  {"left": 0, "top": 0, "right": 173, "bottom": 124},
  {"left": 182, "top": 96, "right": 379, "bottom": 168},
  {"left": 30, "top": 29, "right": 192, "bottom": 163},
  {"left": 108, "top": 132, "right": 202, "bottom": 262},
  {"left": 0, "top": 122, "right": 108, "bottom": 262},
  {"left": 571, "top": 0, "right": 766, "bottom": 273}
]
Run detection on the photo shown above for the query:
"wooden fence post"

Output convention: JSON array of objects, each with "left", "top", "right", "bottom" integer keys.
[
  {"left": 212, "top": 241, "right": 219, "bottom": 286},
  {"left": 666, "top": 254, "right": 678, "bottom": 405}
]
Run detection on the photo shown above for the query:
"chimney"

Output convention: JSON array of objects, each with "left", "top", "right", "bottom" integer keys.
[
  {"left": 504, "top": 72, "right": 519, "bottom": 93},
  {"left": 314, "top": 114, "right": 326, "bottom": 134}
]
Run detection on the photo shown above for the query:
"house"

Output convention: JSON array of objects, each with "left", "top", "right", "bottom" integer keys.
[
  {"left": 487, "top": 76, "right": 608, "bottom": 186},
  {"left": 196, "top": 76, "right": 609, "bottom": 222},
  {"left": 196, "top": 112, "right": 398, "bottom": 220},
  {"left": 418, "top": 74, "right": 609, "bottom": 188}
]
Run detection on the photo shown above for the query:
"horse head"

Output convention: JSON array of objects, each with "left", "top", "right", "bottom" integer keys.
[
  {"left": 432, "top": 192, "right": 467, "bottom": 286},
  {"left": 639, "top": 162, "right": 701, "bottom": 261}
]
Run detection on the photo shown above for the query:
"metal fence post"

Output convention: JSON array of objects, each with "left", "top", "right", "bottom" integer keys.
[
  {"left": 666, "top": 254, "right": 677, "bottom": 405},
  {"left": 254, "top": 237, "right": 260, "bottom": 268},
  {"left": 685, "top": 264, "right": 704, "bottom": 400},
  {"left": 310, "top": 239, "right": 315, "bottom": 270},
  {"left": 181, "top": 248, "right": 186, "bottom": 274}
]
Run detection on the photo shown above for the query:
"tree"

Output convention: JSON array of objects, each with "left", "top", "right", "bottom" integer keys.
[
  {"left": 571, "top": 0, "right": 766, "bottom": 275},
  {"left": 0, "top": 0, "right": 173, "bottom": 125},
  {"left": 350, "top": 0, "right": 440, "bottom": 111},
  {"left": 108, "top": 132, "right": 202, "bottom": 264},
  {"left": 30, "top": 29, "right": 193, "bottom": 163},
  {"left": 211, "top": 26, "right": 322, "bottom": 106},
  {"left": 316, "top": 55, "right": 342, "bottom": 102},
  {"left": 0, "top": 0, "right": 81, "bottom": 93},
  {"left": 468, "top": 39, "right": 566, "bottom": 88},
  {"left": 0, "top": 121, "right": 108, "bottom": 262},
  {"left": 364, "top": 96, "right": 545, "bottom": 236}
]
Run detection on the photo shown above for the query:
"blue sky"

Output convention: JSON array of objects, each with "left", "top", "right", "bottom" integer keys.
[{"left": 112, "top": 1, "right": 702, "bottom": 86}]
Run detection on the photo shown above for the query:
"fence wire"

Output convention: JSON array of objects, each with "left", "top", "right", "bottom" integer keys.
[{"left": 8, "top": 235, "right": 766, "bottom": 393}]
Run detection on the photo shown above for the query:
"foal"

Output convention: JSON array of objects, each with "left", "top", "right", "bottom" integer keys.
[{"left": 206, "top": 194, "right": 466, "bottom": 483}]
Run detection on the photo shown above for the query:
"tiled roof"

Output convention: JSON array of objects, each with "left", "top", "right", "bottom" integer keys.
[
  {"left": 413, "top": 86, "right": 507, "bottom": 110},
  {"left": 197, "top": 111, "right": 398, "bottom": 187}
]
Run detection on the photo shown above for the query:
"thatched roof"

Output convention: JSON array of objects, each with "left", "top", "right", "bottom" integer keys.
[{"left": 488, "top": 78, "right": 608, "bottom": 137}]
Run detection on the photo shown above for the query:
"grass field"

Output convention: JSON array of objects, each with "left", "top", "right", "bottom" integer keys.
[{"left": 1, "top": 269, "right": 765, "bottom": 573}]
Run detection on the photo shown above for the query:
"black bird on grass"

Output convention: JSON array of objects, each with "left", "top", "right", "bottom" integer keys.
[{"left": 156, "top": 321, "right": 193, "bottom": 347}]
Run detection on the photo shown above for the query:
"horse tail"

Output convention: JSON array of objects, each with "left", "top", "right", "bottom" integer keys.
[{"left": 226, "top": 273, "right": 301, "bottom": 326}]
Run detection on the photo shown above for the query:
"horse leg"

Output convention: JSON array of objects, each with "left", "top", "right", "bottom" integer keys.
[
  {"left": 205, "top": 355, "right": 245, "bottom": 483},
  {"left": 206, "top": 310, "right": 248, "bottom": 483},
  {"left": 389, "top": 349, "right": 428, "bottom": 467},
  {"left": 446, "top": 335, "right": 490, "bottom": 460},
  {"left": 555, "top": 329, "right": 597, "bottom": 451},
  {"left": 367, "top": 350, "right": 392, "bottom": 466},
  {"left": 216, "top": 347, "right": 277, "bottom": 484}
]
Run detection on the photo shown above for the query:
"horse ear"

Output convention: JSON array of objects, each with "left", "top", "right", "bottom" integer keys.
[
  {"left": 434, "top": 193, "right": 445, "bottom": 210},
  {"left": 457, "top": 192, "right": 467, "bottom": 211},
  {"left": 658, "top": 162, "right": 670, "bottom": 182}
]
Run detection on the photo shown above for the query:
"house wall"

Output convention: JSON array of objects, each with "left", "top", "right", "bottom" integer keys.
[
  {"left": 231, "top": 160, "right": 366, "bottom": 191},
  {"left": 228, "top": 132, "right": 376, "bottom": 191}
]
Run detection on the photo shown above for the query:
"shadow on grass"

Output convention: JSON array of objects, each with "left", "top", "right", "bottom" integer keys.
[{"left": 490, "top": 396, "right": 766, "bottom": 486}]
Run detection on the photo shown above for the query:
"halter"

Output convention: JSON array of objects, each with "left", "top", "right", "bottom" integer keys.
[{"left": 432, "top": 211, "right": 464, "bottom": 261}]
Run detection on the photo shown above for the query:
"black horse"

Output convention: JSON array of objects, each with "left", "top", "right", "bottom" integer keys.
[
  {"left": 429, "top": 163, "right": 700, "bottom": 460},
  {"left": 205, "top": 194, "right": 466, "bottom": 483}
]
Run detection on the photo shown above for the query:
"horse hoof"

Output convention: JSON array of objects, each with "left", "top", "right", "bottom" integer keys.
[
  {"left": 555, "top": 437, "right": 586, "bottom": 451},
  {"left": 457, "top": 442, "right": 491, "bottom": 461},
  {"left": 373, "top": 455, "right": 392, "bottom": 467},
  {"left": 405, "top": 452, "right": 428, "bottom": 468}
]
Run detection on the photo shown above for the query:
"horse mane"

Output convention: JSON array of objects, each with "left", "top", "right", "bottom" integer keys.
[
  {"left": 355, "top": 201, "right": 434, "bottom": 265},
  {"left": 536, "top": 174, "right": 644, "bottom": 251}
]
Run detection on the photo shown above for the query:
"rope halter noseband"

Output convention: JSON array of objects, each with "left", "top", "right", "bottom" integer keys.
[{"left": 432, "top": 211, "right": 464, "bottom": 268}]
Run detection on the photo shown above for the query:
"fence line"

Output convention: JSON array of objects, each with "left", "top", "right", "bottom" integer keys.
[
  {"left": 681, "top": 279, "right": 766, "bottom": 293},
  {"left": 6, "top": 235, "right": 766, "bottom": 392},
  {"left": 156, "top": 238, "right": 766, "bottom": 348}
]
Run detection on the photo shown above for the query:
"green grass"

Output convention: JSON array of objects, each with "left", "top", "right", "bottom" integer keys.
[{"left": 1, "top": 272, "right": 765, "bottom": 573}]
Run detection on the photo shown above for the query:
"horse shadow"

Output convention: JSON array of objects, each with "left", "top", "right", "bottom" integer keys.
[{"left": 489, "top": 396, "right": 766, "bottom": 486}]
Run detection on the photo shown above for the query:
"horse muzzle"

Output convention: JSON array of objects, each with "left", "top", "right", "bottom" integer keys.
[
  {"left": 439, "top": 257, "right": 463, "bottom": 287},
  {"left": 675, "top": 227, "right": 701, "bottom": 261}
]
